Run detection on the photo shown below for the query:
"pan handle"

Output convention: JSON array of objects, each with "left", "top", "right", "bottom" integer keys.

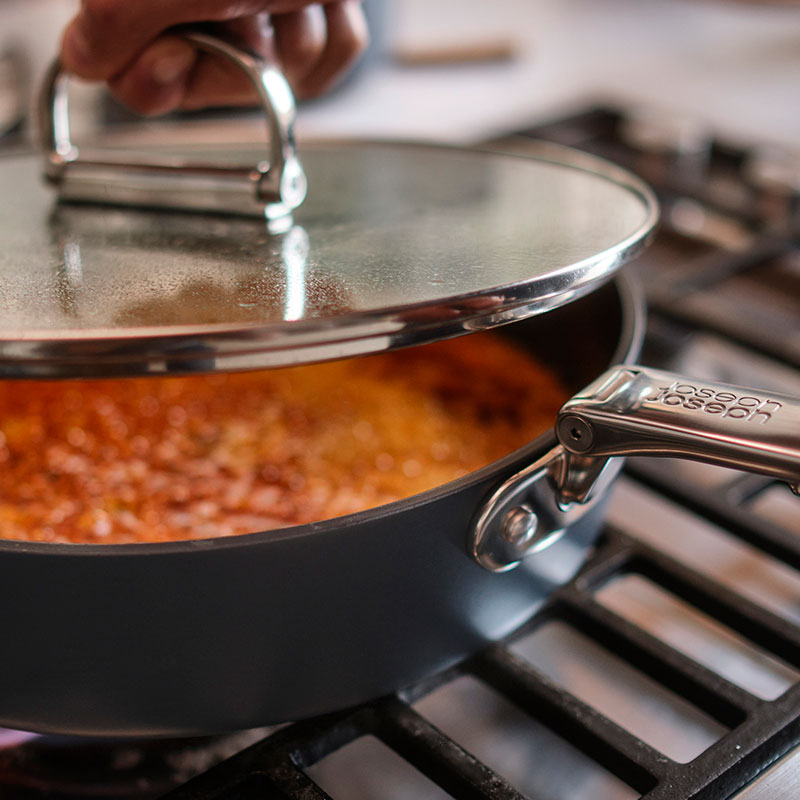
[
  {"left": 470, "top": 365, "right": 798, "bottom": 572},
  {"left": 39, "top": 31, "right": 306, "bottom": 226},
  {"left": 555, "top": 365, "right": 800, "bottom": 505}
]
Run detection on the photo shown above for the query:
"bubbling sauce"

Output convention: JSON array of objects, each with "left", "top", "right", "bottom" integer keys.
[{"left": 0, "top": 334, "right": 566, "bottom": 543}]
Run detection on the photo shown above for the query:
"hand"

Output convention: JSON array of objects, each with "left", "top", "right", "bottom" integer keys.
[{"left": 60, "top": 0, "right": 369, "bottom": 115}]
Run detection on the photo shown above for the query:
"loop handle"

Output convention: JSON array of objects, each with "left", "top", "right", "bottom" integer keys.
[{"left": 39, "top": 32, "right": 307, "bottom": 224}]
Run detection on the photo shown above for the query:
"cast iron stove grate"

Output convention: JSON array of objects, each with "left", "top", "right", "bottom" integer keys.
[
  {"left": 159, "top": 522, "right": 800, "bottom": 800},
  {"left": 148, "top": 109, "right": 800, "bottom": 800}
]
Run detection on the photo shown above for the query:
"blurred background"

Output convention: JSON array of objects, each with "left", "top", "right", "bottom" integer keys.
[{"left": 2, "top": 0, "right": 800, "bottom": 149}]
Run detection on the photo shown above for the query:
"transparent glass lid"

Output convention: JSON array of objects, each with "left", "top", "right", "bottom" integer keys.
[{"left": 0, "top": 140, "right": 657, "bottom": 377}]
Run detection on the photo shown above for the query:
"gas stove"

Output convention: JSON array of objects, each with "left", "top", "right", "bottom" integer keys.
[{"left": 0, "top": 105, "right": 797, "bottom": 799}]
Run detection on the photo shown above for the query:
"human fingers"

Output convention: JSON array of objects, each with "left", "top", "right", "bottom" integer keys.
[
  {"left": 291, "top": 0, "right": 368, "bottom": 98},
  {"left": 103, "top": 14, "right": 272, "bottom": 116},
  {"left": 101, "top": 3, "right": 366, "bottom": 114},
  {"left": 105, "top": 35, "right": 198, "bottom": 116},
  {"left": 61, "top": 0, "right": 319, "bottom": 82},
  {"left": 177, "top": 3, "right": 366, "bottom": 108},
  {"left": 271, "top": 6, "right": 327, "bottom": 91},
  {"left": 108, "top": 35, "right": 272, "bottom": 115}
]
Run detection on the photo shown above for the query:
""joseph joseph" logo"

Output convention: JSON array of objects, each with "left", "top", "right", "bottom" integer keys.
[{"left": 644, "top": 381, "right": 781, "bottom": 424}]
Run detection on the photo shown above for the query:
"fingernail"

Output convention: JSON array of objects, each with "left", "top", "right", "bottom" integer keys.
[{"left": 151, "top": 48, "right": 195, "bottom": 85}]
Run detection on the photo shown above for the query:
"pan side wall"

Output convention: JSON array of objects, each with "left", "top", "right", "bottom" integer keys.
[
  {"left": 0, "top": 463, "right": 610, "bottom": 736},
  {"left": 0, "top": 277, "right": 643, "bottom": 736}
]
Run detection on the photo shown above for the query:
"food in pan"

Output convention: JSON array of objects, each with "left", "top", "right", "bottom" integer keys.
[{"left": 0, "top": 333, "right": 566, "bottom": 544}]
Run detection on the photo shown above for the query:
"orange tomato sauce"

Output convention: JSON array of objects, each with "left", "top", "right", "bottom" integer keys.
[{"left": 0, "top": 333, "right": 566, "bottom": 543}]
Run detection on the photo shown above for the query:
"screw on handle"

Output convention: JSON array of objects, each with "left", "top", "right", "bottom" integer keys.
[{"left": 39, "top": 31, "right": 307, "bottom": 224}]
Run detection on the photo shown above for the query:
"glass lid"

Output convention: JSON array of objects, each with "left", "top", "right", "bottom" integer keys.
[
  {"left": 0, "top": 138, "right": 657, "bottom": 378},
  {"left": 1, "top": 31, "right": 657, "bottom": 378}
]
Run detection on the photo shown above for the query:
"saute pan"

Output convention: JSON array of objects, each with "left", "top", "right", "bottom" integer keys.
[
  {"left": 2, "top": 273, "right": 796, "bottom": 738},
  {"left": 0, "top": 35, "right": 797, "bottom": 736},
  {"left": 0, "top": 280, "right": 641, "bottom": 737}
]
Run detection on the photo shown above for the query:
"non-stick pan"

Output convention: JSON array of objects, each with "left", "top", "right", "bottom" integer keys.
[
  {"left": 0, "top": 35, "right": 797, "bottom": 736},
  {"left": 2, "top": 271, "right": 796, "bottom": 737},
  {"left": 0, "top": 278, "right": 643, "bottom": 736}
]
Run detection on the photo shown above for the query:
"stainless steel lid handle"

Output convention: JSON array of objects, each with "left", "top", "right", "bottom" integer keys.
[
  {"left": 39, "top": 31, "right": 307, "bottom": 224},
  {"left": 556, "top": 365, "right": 800, "bottom": 504}
]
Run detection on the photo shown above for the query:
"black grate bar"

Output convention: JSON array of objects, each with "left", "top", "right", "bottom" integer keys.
[
  {"left": 551, "top": 588, "right": 759, "bottom": 724},
  {"left": 160, "top": 711, "right": 369, "bottom": 800},
  {"left": 721, "top": 473, "right": 777, "bottom": 506},
  {"left": 163, "top": 699, "right": 529, "bottom": 800},
  {"left": 627, "top": 461, "right": 800, "bottom": 571},
  {"left": 375, "top": 697, "right": 528, "bottom": 800},
  {"left": 545, "top": 145, "right": 760, "bottom": 227},
  {"left": 647, "top": 234, "right": 791, "bottom": 298},
  {"left": 614, "top": 530, "right": 800, "bottom": 669},
  {"left": 471, "top": 644, "right": 665, "bottom": 793},
  {"left": 510, "top": 107, "right": 621, "bottom": 148},
  {"left": 649, "top": 304, "right": 800, "bottom": 371},
  {"left": 162, "top": 758, "right": 331, "bottom": 800},
  {"left": 640, "top": 687, "right": 800, "bottom": 800},
  {"left": 608, "top": 160, "right": 765, "bottom": 229},
  {"left": 515, "top": 531, "right": 800, "bottom": 800}
]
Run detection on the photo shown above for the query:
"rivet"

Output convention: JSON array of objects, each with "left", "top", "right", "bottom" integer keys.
[{"left": 502, "top": 505, "right": 539, "bottom": 548}]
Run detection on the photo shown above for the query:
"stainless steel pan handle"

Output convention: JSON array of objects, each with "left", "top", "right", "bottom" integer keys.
[
  {"left": 39, "top": 31, "right": 307, "bottom": 226},
  {"left": 471, "top": 365, "right": 799, "bottom": 572},
  {"left": 556, "top": 365, "right": 800, "bottom": 504}
]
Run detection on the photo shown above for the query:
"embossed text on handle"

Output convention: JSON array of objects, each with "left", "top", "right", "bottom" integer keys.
[{"left": 556, "top": 366, "right": 800, "bottom": 504}]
